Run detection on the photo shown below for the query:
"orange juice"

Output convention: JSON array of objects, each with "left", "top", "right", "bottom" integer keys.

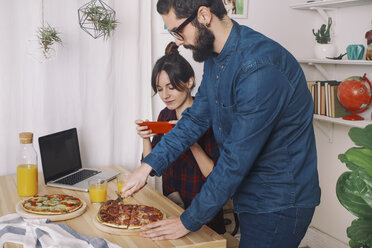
[
  {"left": 17, "top": 164, "right": 38, "bottom": 197},
  {"left": 117, "top": 180, "right": 124, "bottom": 192},
  {"left": 89, "top": 184, "right": 107, "bottom": 203}
]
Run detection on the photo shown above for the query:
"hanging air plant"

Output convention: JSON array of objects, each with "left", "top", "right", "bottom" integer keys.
[
  {"left": 78, "top": 0, "right": 118, "bottom": 40},
  {"left": 38, "top": 24, "right": 62, "bottom": 59},
  {"left": 30, "top": 0, "right": 62, "bottom": 61}
]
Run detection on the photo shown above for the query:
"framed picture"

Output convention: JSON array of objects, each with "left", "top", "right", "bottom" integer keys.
[{"left": 222, "top": 0, "right": 248, "bottom": 19}]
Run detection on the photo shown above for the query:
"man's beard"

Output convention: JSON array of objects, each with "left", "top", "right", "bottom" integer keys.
[{"left": 184, "top": 21, "right": 215, "bottom": 62}]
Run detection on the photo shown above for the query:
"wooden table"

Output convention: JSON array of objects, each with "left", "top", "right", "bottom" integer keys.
[{"left": 0, "top": 166, "right": 226, "bottom": 248}]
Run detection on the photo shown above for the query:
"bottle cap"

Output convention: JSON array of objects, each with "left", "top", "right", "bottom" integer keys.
[{"left": 19, "top": 132, "right": 33, "bottom": 144}]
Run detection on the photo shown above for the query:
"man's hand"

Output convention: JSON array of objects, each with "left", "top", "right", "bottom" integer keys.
[
  {"left": 121, "top": 163, "right": 153, "bottom": 198},
  {"left": 140, "top": 216, "right": 190, "bottom": 240}
]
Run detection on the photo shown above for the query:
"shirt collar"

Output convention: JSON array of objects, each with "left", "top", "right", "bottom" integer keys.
[{"left": 211, "top": 19, "right": 239, "bottom": 65}]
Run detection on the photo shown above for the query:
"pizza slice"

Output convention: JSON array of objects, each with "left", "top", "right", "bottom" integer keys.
[
  {"left": 97, "top": 200, "right": 134, "bottom": 229},
  {"left": 128, "top": 205, "right": 164, "bottom": 229}
]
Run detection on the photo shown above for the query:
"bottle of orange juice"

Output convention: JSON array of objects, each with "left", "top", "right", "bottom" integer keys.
[{"left": 17, "top": 132, "right": 38, "bottom": 197}]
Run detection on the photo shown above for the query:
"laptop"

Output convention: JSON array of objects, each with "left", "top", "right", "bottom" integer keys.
[{"left": 38, "top": 128, "right": 119, "bottom": 191}]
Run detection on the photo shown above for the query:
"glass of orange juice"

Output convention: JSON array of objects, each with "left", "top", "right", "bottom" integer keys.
[
  {"left": 88, "top": 179, "right": 107, "bottom": 204},
  {"left": 116, "top": 173, "right": 130, "bottom": 195}
]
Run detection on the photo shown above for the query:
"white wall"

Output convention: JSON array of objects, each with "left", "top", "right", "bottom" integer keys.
[{"left": 150, "top": 0, "right": 372, "bottom": 246}]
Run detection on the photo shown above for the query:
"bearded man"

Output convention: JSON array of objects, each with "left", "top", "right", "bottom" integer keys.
[{"left": 122, "top": 1, "right": 321, "bottom": 247}]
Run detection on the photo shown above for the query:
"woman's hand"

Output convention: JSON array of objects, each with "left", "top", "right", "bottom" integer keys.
[
  {"left": 140, "top": 216, "right": 190, "bottom": 240},
  {"left": 135, "top": 120, "right": 155, "bottom": 139},
  {"left": 121, "top": 163, "right": 153, "bottom": 198}
]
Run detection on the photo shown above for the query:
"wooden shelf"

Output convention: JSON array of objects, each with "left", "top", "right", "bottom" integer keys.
[
  {"left": 298, "top": 58, "right": 372, "bottom": 65},
  {"left": 290, "top": 0, "right": 372, "bottom": 9},
  {"left": 314, "top": 114, "right": 372, "bottom": 128}
]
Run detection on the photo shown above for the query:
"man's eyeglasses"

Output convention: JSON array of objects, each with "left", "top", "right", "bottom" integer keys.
[{"left": 168, "top": 5, "right": 208, "bottom": 41}]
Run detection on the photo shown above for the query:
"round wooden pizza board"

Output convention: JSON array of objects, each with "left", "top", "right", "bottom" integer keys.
[
  {"left": 93, "top": 215, "right": 142, "bottom": 236},
  {"left": 16, "top": 200, "right": 87, "bottom": 221},
  {"left": 93, "top": 210, "right": 166, "bottom": 236}
]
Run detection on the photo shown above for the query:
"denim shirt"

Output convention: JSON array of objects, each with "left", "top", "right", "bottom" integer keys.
[{"left": 143, "top": 20, "right": 321, "bottom": 232}]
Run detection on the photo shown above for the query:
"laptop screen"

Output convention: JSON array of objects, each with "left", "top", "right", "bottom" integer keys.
[{"left": 39, "top": 128, "right": 83, "bottom": 184}]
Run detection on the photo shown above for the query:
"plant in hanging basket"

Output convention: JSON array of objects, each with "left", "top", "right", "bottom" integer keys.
[
  {"left": 37, "top": 24, "right": 62, "bottom": 58},
  {"left": 78, "top": 0, "right": 118, "bottom": 40}
]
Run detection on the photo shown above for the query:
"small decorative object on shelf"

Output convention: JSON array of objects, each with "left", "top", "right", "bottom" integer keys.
[
  {"left": 326, "top": 52, "right": 347, "bottom": 60},
  {"left": 365, "top": 27, "right": 372, "bottom": 60},
  {"left": 336, "top": 124, "right": 372, "bottom": 248},
  {"left": 312, "top": 17, "right": 337, "bottom": 59},
  {"left": 337, "top": 73, "right": 372, "bottom": 121},
  {"left": 78, "top": 0, "right": 118, "bottom": 40},
  {"left": 346, "top": 44, "right": 365, "bottom": 60}
]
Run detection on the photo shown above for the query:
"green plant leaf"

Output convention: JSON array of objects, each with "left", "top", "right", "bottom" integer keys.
[
  {"left": 349, "top": 125, "right": 372, "bottom": 150},
  {"left": 37, "top": 24, "right": 62, "bottom": 54},
  {"left": 345, "top": 148, "right": 372, "bottom": 177},
  {"left": 84, "top": 5, "right": 117, "bottom": 40},
  {"left": 347, "top": 218, "right": 372, "bottom": 248},
  {"left": 336, "top": 172, "right": 372, "bottom": 219},
  {"left": 357, "top": 169, "right": 372, "bottom": 208},
  {"left": 349, "top": 239, "right": 365, "bottom": 248},
  {"left": 312, "top": 17, "right": 332, "bottom": 44},
  {"left": 339, "top": 153, "right": 361, "bottom": 171}
]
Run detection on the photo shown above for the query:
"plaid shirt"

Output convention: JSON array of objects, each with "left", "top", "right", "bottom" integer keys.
[{"left": 151, "top": 107, "right": 225, "bottom": 234}]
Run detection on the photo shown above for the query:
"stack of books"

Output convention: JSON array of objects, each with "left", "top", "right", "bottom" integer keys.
[{"left": 307, "top": 80, "right": 351, "bottom": 118}]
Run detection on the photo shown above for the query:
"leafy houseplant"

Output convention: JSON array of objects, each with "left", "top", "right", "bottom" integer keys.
[
  {"left": 37, "top": 24, "right": 62, "bottom": 59},
  {"left": 336, "top": 124, "right": 372, "bottom": 248},
  {"left": 313, "top": 17, "right": 332, "bottom": 44}
]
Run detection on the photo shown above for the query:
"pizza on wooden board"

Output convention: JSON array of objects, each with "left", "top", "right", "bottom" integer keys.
[
  {"left": 97, "top": 200, "right": 164, "bottom": 229},
  {"left": 22, "top": 194, "right": 83, "bottom": 215}
]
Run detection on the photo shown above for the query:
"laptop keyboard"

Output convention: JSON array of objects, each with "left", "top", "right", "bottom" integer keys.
[{"left": 54, "top": 170, "right": 101, "bottom": 185}]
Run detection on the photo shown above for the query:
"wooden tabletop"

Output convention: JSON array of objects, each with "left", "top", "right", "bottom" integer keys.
[{"left": 0, "top": 166, "right": 226, "bottom": 248}]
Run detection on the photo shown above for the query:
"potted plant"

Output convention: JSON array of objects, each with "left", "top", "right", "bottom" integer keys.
[
  {"left": 312, "top": 17, "right": 337, "bottom": 59},
  {"left": 78, "top": 0, "right": 118, "bottom": 40},
  {"left": 336, "top": 124, "right": 372, "bottom": 248},
  {"left": 37, "top": 24, "right": 62, "bottom": 59}
]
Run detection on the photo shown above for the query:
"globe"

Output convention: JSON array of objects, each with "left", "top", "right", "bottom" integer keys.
[{"left": 337, "top": 74, "right": 372, "bottom": 120}]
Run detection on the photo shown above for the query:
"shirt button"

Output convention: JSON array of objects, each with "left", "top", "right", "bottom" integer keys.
[
  {"left": 216, "top": 100, "right": 218, "bottom": 104},
  {"left": 219, "top": 127, "right": 222, "bottom": 131},
  {"left": 221, "top": 65, "right": 224, "bottom": 69},
  {"left": 216, "top": 75, "right": 220, "bottom": 79}
]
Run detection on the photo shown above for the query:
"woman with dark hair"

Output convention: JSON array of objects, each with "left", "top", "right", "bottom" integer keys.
[{"left": 135, "top": 41, "right": 225, "bottom": 234}]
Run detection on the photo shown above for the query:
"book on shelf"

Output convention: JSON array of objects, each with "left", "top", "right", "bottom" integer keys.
[
  {"left": 307, "top": 81, "right": 316, "bottom": 114},
  {"left": 329, "top": 84, "right": 351, "bottom": 118},
  {"left": 306, "top": 80, "right": 350, "bottom": 118}
]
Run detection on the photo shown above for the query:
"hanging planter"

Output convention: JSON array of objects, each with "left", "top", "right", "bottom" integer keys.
[
  {"left": 28, "top": 0, "right": 62, "bottom": 62},
  {"left": 78, "top": 0, "right": 118, "bottom": 40},
  {"left": 38, "top": 24, "right": 62, "bottom": 59}
]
